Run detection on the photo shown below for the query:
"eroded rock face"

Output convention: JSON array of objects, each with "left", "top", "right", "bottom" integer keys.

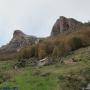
[
  {"left": 51, "top": 16, "right": 83, "bottom": 36},
  {"left": 13, "top": 30, "right": 25, "bottom": 38},
  {"left": 0, "top": 30, "right": 37, "bottom": 52}
]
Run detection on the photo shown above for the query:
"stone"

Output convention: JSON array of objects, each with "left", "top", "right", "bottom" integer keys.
[
  {"left": 51, "top": 16, "right": 83, "bottom": 36},
  {"left": 38, "top": 57, "right": 49, "bottom": 66},
  {"left": 0, "top": 30, "right": 37, "bottom": 53}
]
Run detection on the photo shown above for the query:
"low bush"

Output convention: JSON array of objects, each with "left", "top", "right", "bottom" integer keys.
[
  {"left": 0, "top": 72, "right": 11, "bottom": 84},
  {"left": 58, "top": 67, "right": 90, "bottom": 90}
]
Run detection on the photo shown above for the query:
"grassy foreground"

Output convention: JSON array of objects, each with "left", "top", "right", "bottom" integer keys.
[{"left": 0, "top": 47, "right": 90, "bottom": 90}]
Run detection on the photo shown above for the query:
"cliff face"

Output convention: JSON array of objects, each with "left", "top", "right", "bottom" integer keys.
[
  {"left": 0, "top": 30, "right": 37, "bottom": 52},
  {"left": 51, "top": 16, "right": 83, "bottom": 36}
]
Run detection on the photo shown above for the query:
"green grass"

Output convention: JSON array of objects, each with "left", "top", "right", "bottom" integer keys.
[
  {"left": 0, "top": 61, "right": 90, "bottom": 90},
  {"left": 0, "top": 67, "right": 58, "bottom": 90},
  {"left": 0, "top": 46, "right": 90, "bottom": 90},
  {"left": 0, "top": 61, "right": 13, "bottom": 70}
]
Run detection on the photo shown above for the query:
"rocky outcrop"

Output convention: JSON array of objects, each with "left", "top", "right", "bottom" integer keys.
[
  {"left": 51, "top": 16, "right": 83, "bottom": 36},
  {"left": 0, "top": 30, "right": 37, "bottom": 52}
]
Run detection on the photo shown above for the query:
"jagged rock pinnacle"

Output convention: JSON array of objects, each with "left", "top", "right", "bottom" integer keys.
[{"left": 13, "top": 30, "right": 25, "bottom": 37}]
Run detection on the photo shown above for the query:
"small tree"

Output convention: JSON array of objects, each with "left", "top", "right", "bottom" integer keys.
[
  {"left": 52, "top": 46, "right": 59, "bottom": 58},
  {"left": 18, "top": 45, "right": 37, "bottom": 59},
  {"left": 38, "top": 43, "right": 47, "bottom": 59}
]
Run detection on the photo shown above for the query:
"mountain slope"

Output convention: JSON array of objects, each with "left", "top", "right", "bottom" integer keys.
[
  {"left": 0, "top": 16, "right": 90, "bottom": 60},
  {"left": 0, "top": 46, "right": 90, "bottom": 90}
]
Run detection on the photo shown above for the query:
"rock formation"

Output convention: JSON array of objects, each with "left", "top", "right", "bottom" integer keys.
[
  {"left": 0, "top": 30, "right": 37, "bottom": 52},
  {"left": 51, "top": 16, "right": 83, "bottom": 36},
  {"left": 0, "top": 16, "right": 86, "bottom": 56}
]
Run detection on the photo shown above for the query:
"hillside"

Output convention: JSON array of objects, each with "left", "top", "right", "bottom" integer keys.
[
  {"left": 0, "top": 46, "right": 90, "bottom": 90},
  {"left": 0, "top": 16, "right": 90, "bottom": 60},
  {"left": 0, "top": 30, "right": 44, "bottom": 60},
  {"left": 0, "top": 16, "right": 90, "bottom": 90}
]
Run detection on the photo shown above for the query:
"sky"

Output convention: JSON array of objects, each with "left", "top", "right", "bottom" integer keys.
[{"left": 0, "top": 0, "right": 90, "bottom": 46}]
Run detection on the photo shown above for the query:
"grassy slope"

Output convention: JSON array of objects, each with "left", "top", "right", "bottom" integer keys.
[{"left": 0, "top": 46, "right": 90, "bottom": 90}]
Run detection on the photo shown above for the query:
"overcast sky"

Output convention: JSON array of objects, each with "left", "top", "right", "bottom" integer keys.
[{"left": 0, "top": 0, "right": 90, "bottom": 46}]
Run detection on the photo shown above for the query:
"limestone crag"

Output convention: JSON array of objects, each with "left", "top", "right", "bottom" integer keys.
[
  {"left": 51, "top": 16, "right": 83, "bottom": 36},
  {"left": 0, "top": 30, "right": 37, "bottom": 52}
]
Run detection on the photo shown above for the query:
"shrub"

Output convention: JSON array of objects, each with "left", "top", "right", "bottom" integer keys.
[
  {"left": 38, "top": 43, "right": 47, "bottom": 59},
  {"left": 58, "top": 67, "right": 90, "bottom": 90},
  {"left": 0, "top": 72, "right": 11, "bottom": 84},
  {"left": 18, "top": 45, "right": 37, "bottom": 59},
  {"left": 52, "top": 46, "right": 60, "bottom": 58},
  {"left": 65, "top": 36, "right": 83, "bottom": 51},
  {"left": 52, "top": 43, "right": 66, "bottom": 58},
  {"left": 80, "top": 68, "right": 90, "bottom": 82},
  {"left": 59, "top": 73, "right": 87, "bottom": 90}
]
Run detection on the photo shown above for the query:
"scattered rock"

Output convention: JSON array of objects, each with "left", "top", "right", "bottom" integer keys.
[
  {"left": 38, "top": 57, "right": 49, "bottom": 66},
  {"left": 64, "top": 58, "right": 77, "bottom": 64},
  {"left": 40, "top": 72, "right": 50, "bottom": 77}
]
